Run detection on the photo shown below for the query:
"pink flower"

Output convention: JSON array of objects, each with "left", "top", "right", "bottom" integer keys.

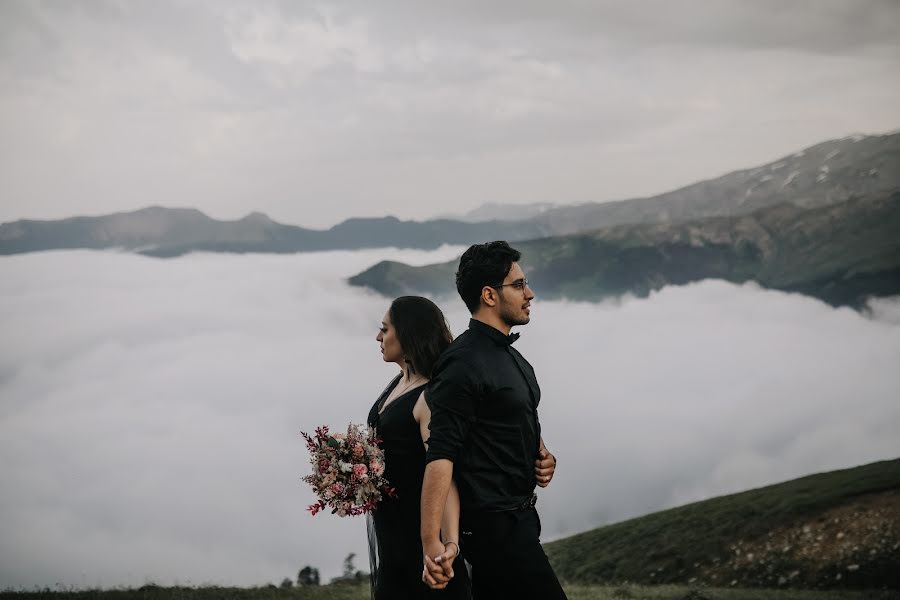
[
  {"left": 353, "top": 443, "right": 364, "bottom": 458},
  {"left": 369, "top": 460, "right": 384, "bottom": 476},
  {"left": 352, "top": 464, "right": 368, "bottom": 480}
]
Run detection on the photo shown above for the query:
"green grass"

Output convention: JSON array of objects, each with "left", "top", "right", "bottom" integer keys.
[
  {"left": 562, "top": 584, "right": 899, "bottom": 600},
  {"left": 545, "top": 458, "right": 900, "bottom": 587},
  {"left": 0, "top": 586, "right": 368, "bottom": 600},
  {"left": 2, "top": 584, "right": 898, "bottom": 600}
]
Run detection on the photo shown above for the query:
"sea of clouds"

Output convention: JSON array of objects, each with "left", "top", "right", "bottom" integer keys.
[{"left": 1, "top": 247, "right": 899, "bottom": 588}]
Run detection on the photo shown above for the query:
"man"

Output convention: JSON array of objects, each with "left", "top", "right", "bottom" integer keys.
[{"left": 421, "top": 241, "right": 567, "bottom": 599}]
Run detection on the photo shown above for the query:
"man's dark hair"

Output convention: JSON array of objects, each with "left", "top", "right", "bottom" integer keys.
[
  {"left": 455, "top": 241, "right": 522, "bottom": 314},
  {"left": 389, "top": 296, "right": 453, "bottom": 378}
]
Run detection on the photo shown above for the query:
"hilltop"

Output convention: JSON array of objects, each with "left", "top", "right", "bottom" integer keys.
[{"left": 544, "top": 458, "right": 900, "bottom": 590}]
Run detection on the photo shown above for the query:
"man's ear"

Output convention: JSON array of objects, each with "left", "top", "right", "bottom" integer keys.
[{"left": 481, "top": 285, "right": 498, "bottom": 308}]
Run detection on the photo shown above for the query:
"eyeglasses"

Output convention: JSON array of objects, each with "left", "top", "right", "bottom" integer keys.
[{"left": 493, "top": 278, "right": 529, "bottom": 291}]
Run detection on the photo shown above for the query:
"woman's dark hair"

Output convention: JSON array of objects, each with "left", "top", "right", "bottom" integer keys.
[
  {"left": 455, "top": 241, "right": 521, "bottom": 314},
  {"left": 389, "top": 296, "right": 453, "bottom": 378}
]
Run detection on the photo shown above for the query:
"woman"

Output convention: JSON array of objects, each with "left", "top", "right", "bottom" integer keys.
[{"left": 367, "top": 296, "right": 471, "bottom": 599}]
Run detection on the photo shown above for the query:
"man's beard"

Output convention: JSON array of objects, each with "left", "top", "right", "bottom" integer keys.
[{"left": 499, "top": 293, "right": 530, "bottom": 327}]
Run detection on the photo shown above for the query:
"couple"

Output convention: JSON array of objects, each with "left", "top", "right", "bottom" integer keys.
[{"left": 367, "top": 241, "right": 568, "bottom": 600}]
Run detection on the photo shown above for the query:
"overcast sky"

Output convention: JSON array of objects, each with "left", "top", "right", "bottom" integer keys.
[
  {"left": 2, "top": 247, "right": 899, "bottom": 587},
  {"left": 1, "top": 0, "right": 899, "bottom": 227}
]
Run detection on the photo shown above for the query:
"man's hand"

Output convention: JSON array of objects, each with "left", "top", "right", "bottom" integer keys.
[
  {"left": 421, "top": 459, "right": 454, "bottom": 588},
  {"left": 535, "top": 446, "right": 556, "bottom": 488},
  {"left": 422, "top": 540, "right": 453, "bottom": 589}
]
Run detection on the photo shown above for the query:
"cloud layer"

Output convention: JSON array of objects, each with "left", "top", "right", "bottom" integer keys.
[
  {"left": 1, "top": 248, "right": 899, "bottom": 587},
  {"left": 1, "top": 1, "right": 899, "bottom": 226}
]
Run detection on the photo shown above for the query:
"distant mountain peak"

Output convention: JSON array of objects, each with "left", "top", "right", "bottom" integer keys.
[
  {"left": 239, "top": 211, "right": 275, "bottom": 224},
  {"left": 442, "top": 201, "right": 558, "bottom": 223},
  {"left": 131, "top": 205, "right": 208, "bottom": 218},
  {"left": 333, "top": 215, "right": 402, "bottom": 228}
]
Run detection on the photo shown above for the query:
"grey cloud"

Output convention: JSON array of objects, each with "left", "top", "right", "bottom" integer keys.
[
  {"left": 1, "top": 249, "right": 899, "bottom": 587},
  {"left": 524, "top": 282, "right": 900, "bottom": 538},
  {"left": 0, "top": 1, "right": 898, "bottom": 227},
  {"left": 361, "top": 0, "right": 900, "bottom": 55},
  {"left": 868, "top": 296, "right": 900, "bottom": 325}
]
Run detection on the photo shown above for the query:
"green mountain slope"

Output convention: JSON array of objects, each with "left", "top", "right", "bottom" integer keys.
[
  {"left": 545, "top": 458, "right": 900, "bottom": 590},
  {"left": 348, "top": 191, "right": 900, "bottom": 309}
]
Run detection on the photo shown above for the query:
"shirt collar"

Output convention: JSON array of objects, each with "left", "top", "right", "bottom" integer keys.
[{"left": 469, "top": 318, "right": 520, "bottom": 346}]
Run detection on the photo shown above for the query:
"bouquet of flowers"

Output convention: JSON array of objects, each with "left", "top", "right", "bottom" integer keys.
[{"left": 301, "top": 424, "right": 395, "bottom": 517}]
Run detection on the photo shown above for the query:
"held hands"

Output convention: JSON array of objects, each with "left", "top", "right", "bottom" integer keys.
[
  {"left": 535, "top": 447, "right": 557, "bottom": 488},
  {"left": 422, "top": 540, "right": 457, "bottom": 590}
]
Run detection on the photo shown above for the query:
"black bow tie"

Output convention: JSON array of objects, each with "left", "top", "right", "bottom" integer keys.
[{"left": 507, "top": 332, "right": 520, "bottom": 344}]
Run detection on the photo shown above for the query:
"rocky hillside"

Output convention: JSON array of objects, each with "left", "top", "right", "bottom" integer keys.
[
  {"left": 348, "top": 190, "right": 900, "bottom": 309},
  {"left": 524, "top": 131, "right": 900, "bottom": 236},
  {"left": 544, "top": 458, "right": 900, "bottom": 590}
]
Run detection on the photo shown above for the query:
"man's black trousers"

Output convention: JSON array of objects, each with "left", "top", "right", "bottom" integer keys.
[{"left": 459, "top": 507, "right": 568, "bottom": 600}]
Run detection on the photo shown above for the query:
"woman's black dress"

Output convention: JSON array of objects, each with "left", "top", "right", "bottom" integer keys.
[{"left": 367, "top": 375, "right": 471, "bottom": 600}]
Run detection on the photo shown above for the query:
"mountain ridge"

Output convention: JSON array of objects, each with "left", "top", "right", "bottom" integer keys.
[
  {"left": 2, "top": 130, "right": 898, "bottom": 258},
  {"left": 0, "top": 207, "right": 544, "bottom": 257}
]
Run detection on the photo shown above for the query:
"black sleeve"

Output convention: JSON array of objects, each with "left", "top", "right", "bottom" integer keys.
[{"left": 424, "top": 353, "right": 479, "bottom": 464}]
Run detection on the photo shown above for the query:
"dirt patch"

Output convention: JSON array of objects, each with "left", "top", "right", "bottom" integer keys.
[{"left": 697, "top": 489, "right": 900, "bottom": 589}]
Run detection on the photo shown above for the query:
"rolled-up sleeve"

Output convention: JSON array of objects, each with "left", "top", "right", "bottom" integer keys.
[{"left": 425, "top": 354, "right": 479, "bottom": 464}]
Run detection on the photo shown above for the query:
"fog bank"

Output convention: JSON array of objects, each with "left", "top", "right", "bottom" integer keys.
[{"left": 1, "top": 250, "right": 898, "bottom": 587}]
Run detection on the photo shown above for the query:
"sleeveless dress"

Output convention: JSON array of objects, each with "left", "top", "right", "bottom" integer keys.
[{"left": 366, "top": 375, "right": 471, "bottom": 600}]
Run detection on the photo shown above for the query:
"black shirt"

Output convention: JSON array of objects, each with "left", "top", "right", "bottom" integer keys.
[{"left": 425, "top": 319, "right": 542, "bottom": 512}]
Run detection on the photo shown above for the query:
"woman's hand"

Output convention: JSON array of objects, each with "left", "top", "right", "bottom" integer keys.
[
  {"left": 422, "top": 540, "right": 454, "bottom": 589},
  {"left": 436, "top": 541, "right": 459, "bottom": 565}
]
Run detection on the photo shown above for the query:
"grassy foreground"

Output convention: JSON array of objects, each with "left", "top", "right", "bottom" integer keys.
[
  {"left": 2, "top": 584, "right": 898, "bottom": 600},
  {"left": 545, "top": 458, "right": 900, "bottom": 588}
]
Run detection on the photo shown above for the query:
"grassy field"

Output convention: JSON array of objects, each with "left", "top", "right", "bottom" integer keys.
[
  {"left": 545, "top": 458, "right": 900, "bottom": 588},
  {"left": 2, "top": 584, "right": 898, "bottom": 600}
]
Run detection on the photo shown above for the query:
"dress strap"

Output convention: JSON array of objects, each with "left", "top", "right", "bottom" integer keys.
[{"left": 375, "top": 373, "right": 403, "bottom": 415}]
